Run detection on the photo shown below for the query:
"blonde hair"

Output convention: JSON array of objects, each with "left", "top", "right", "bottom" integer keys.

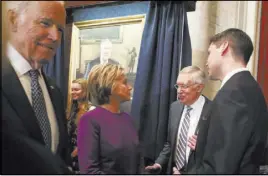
[
  {"left": 66, "top": 78, "right": 89, "bottom": 122},
  {"left": 179, "top": 65, "right": 207, "bottom": 84},
  {"left": 87, "top": 64, "right": 124, "bottom": 105}
]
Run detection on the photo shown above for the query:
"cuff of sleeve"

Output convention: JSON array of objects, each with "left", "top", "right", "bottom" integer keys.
[{"left": 155, "top": 163, "right": 162, "bottom": 170}]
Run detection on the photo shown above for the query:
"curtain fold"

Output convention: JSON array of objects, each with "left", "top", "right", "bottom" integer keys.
[{"left": 131, "top": 1, "right": 192, "bottom": 164}]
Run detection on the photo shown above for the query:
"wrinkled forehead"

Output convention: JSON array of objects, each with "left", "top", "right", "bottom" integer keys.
[
  {"left": 25, "top": 2, "right": 66, "bottom": 26},
  {"left": 177, "top": 73, "right": 193, "bottom": 84}
]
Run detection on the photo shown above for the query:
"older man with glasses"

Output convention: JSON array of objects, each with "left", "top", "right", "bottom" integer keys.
[{"left": 145, "top": 65, "right": 211, "bottom": 174}]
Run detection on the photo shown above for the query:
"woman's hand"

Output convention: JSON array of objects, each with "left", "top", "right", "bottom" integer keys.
[
  {"left": 188, "top": 135, "right": 197, "bottom": 150},
  {"left": 71, "top": 147, "right": 78, "bottom": 158}
]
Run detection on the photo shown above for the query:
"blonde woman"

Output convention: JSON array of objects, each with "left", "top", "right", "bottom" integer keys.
[
  {"left": 67, "top": 78, "right": 95, "bottom": 173},
  {"left": 77, "top": 64, "right": 143, "bottom": 174}
]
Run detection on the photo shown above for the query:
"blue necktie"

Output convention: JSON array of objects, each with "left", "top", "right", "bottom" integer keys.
[
  {"left": 175, "top": 106, "right": 192, "bottom": 170},
  {"left": 29, "top": 70, "right": 51, "bottom": 148}
]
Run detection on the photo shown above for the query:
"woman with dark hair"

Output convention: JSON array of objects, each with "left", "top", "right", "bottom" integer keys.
[
  {"left": 67, "top": 78, "right": 95, "bottom": 173},
  {"left": 77, "top": 64, "right": 143, "bottom": 174}
]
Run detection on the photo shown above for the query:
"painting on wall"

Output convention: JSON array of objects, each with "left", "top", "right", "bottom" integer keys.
[
  {"left": 68, "top": 14, "right": 146, "bottom": 107},
  {"left": 80, "top": 25, "right": 124, "bottom": 44}
]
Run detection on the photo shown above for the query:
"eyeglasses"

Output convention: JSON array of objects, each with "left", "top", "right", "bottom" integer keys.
[{"left": 174, "top": 83, "right": 196, "bottom": 89}]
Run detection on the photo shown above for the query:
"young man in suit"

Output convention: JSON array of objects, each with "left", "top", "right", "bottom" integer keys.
[
  {"left": 188, "top": 28, "right": 268, "bottom": 174},
  {"left": 2, "top": 1, "right": 71, "bottom": 166},
  {"left": 145, "top": 66, "right": 211, "bottom": 174}
]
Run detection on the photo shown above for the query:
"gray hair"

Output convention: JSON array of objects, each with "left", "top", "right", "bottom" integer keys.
[
  {"left": 179, "top": 66, "right": 207, "bottom": 84},
  {"left": 4, "top": 1, "right": 64, "bottom": 14}
]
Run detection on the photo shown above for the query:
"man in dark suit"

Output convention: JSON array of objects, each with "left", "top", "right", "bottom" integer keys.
[
  {"left": 84, "top": 57, "right": 119, "bottom": 79},
  {"left": 2, "top": 1, "right": 71, "bottom": 167},
  {"left": 188, "top": 28, "right": 268, "bottom": 174},
  {"left": 145, "top": 66, "right": 211, "bottom": 174},
  {"left": 83, "top": 39, "right": 119, "bottom": 78}
]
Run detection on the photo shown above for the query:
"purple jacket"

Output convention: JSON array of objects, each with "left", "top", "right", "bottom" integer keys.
[{"left": 77, "top": 107, "right": 142, "bottom": 174}]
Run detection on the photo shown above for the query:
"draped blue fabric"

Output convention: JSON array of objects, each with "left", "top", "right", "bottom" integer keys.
[
  {"left": 42, "top": 33, "right": 68, "bottom": 107},
  {"left": 131, "top": 1, "right": 192, "bottom": 163}
]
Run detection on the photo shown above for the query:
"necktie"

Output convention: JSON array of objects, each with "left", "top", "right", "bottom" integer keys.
[
  {"left": 29, "top": 70, "right": 51, "bottom": 148},
  {"left": 175, "top": 106, "right": 192, "bottom": 170}
]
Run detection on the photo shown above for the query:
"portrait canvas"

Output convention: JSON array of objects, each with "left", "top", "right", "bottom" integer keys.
[
  {"left": 71, "top": 15, "right": 146, "bottom": 89},
  {"left": 68, "top": 15, "right": 146, "bottom": 109}
]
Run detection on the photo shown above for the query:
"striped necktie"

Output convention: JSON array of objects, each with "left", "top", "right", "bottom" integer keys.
[
  {"left": 28, "top": 70, "right": 51, "bottom": 148},
  {"left": 175, "top": 105, "right": 192, "bottom": 170}
]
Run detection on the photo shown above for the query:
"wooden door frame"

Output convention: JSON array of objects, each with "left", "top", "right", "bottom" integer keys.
[{"left": 257, "top": 1, "right": 268, "bottom": 105}]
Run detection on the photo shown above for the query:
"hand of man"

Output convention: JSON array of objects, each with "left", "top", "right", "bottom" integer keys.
[
  {"left": 188, "top": 135, "right": 197, "bottom": 150},
  {"left": 145, "top": 163, "right": 161, "bottom": 174},
  {"left": 71, "top": 147, "right": 78, "bottom": 158},
  {"left": 173, "top": 167, "right": 181, "bottom": 175}
]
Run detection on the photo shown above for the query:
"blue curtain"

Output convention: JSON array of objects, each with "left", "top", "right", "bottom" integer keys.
[
  {"left": 42, "top": 32, "right": 68, "bottom": 108},
  {"left": 131, "top": 1, "right": 192, "bottom": 164}
]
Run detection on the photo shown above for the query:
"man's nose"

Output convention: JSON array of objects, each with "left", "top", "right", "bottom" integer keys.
[
  {"left": 48, "top": 25, "right": 61, "bottom": 42},
  {"left": 177, "top": 88, "right": 183, "bottom": 94},
  {"left": 128, "top": 85, "right": 133, "bottom": 91}
]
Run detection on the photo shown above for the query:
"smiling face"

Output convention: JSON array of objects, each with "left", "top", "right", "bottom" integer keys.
[
  {"left": 8, "top": 1, "right": 66, "bottom": 68},
  {"left": 176, "top": 73, "right": 203, "bottom": 106},
  {"left": 71, "top": 83, "right": 85, "bottom": 100}
]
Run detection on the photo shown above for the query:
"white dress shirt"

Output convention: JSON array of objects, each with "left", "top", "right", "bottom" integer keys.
[
  {"left": 220, "top": 68, "right": 249, "bottom": 89},
  {"left": 175, "top": 95, "right": 205, "bottom": 163},
  {"left": 6, "top": 43, "right": 59, "bottom": 154}
]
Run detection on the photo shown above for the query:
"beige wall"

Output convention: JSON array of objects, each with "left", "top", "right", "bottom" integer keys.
[{"left": 187, "top": 1, "right": 261, "bottom": 100}]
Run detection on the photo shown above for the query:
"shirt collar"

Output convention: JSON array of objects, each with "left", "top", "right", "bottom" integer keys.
[
  {"left": 6, "top": 42, "right": 41, "bottom": 77},
  {"left": 220, "top": 68, "right": 249, "bottom": 89},
  {"left": 188, "top": 95, "right": 204, "bottom": 111}
]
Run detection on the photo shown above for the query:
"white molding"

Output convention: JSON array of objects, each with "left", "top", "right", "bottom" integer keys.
[
  {"left": 245, "top": 1, "right": 261, "bottom": 79},
  {"left": 235, "top": 1, "right": 248, "bottom": 30},
  {"left": 236, "top": 1, "right": 261, "bottom": 79},
  {"left": 252, "top": 1, "right": 262, "bottom": 79}
]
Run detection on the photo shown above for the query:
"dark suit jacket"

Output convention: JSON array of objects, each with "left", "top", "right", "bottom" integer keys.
[
  {"left": 189, "top": 71, "right": 268, "bottom": 174},
  {"left": 155, "top": 96, "right": 211, "bottom": 174},
  {"left": 1, "top": 57, "right": 71, "bottom": 166},
  {"left": 2, "top": 123, "right": 72, "bottom": 174}
]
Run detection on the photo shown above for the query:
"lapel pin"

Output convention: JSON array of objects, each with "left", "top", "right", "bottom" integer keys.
[
  {"left": 50, "top": 86, "right": 54, "bottom": 89},
  {"left": 202, "top": 116, "right": 207, "bottom": 120}
]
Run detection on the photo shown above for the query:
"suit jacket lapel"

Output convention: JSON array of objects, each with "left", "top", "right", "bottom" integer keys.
[
  {"left": 186, "top": 96, "right": 211, "bottom": 168},
  {"left": 194, "top": 97, "right": 211, "bottom": 135},
  {"left": 2, "top": 57, "right": 44, "bottom": 144},
  {"left": 171, "top": 102, "right": 184, "bottom": 156},
  {"left": 188, "top": 96, "right": 211, "bottom": 159},
  {"left": 172, "top": 102, "right": 184, "bottom": 139}
]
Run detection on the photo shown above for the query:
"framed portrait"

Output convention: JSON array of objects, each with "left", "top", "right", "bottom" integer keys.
[
  {"left": 68, "top": 14, "right": 146, "bottom": 108},
  {"left": 80, "top": 25, "right": 124, "bottom": 44}
]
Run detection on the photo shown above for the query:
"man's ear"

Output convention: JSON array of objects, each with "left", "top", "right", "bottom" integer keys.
[
  {"left": 7, "top": 10, "right": 18, "bottom": 32},
  {"left": 220, "top": 41, "right": 229, "bottom": 56},
  {"left": 197, "top": 84, "right": 204, "bottom": 93}
]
